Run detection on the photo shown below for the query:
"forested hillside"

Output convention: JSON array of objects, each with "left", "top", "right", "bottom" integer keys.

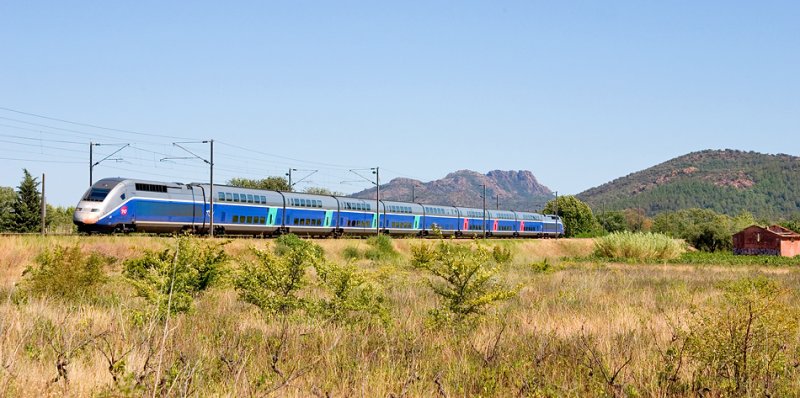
[{"left": 578, "top": 150, "right": 800, "bottom": 219}]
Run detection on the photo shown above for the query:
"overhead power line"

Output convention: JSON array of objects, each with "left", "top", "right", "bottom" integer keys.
[{"left": 0, "top": 106, "right": 194, "bottom": 141}]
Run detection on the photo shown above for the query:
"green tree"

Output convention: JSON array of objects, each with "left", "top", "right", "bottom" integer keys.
[
  {"left": 0, "top": 186, "right": 15, "bottom": 231},
  {"left": 652, "top": 208, "right": 736, "bottom": 252},
  {"left": 543, "top": 195, "right": 599, "bottom": 237},
  {"left": 596, "top": 211, "right": 627, "bottom": 233},
  {"left": 12, "top": 169, "right": 42, "bottom": 233},
  {"left": 303, "top": 186, "right": 343, "bottom": 196},
  {"left": 227, "top": 177, "right": 290, "bottom": 191},
  {"left": 45, "top": 205, "right": 77, "bottom": 234}
]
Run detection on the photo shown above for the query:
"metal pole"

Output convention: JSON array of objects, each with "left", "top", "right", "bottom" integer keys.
[
  {"left": 209, "top": 140, "right": 214, "bottom": 238},
  {"left": 287, "top": 168, "right": 292, "bottom": 192},
  {"left": 411, "top": 185, "right": 415, "bottom": 202},
  {"left": 483, "top": 184, "right": 487, "bottom": 239},
  {"left": 496, "top": 195, "right": 499, "bottom": 210},
  {"left": 41, "top": 173, "right": 46, "bottom": 235},
  {"left": 555, "top": 190, "right": 559, "bottom": 239},
  {"left": 375, "top": 167, "right": 380, "bottom": 235},
  {"left": 89, "top": 141, "right": 93, "bottom": 186}
]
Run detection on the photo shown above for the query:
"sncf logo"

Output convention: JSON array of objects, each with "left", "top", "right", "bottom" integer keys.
[{"left": 120, "top": 206, "right": 128, "bottom": 216}]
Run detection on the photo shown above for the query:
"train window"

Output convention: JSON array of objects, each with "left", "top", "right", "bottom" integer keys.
[
  {"left": 232, "top": 215, "right": 239, "bottom": 223},
  {"left": 247, "top": 194, "right": 254, "bottom": 203},
  {"left": 293, "top": 218, "right": 299, "bottom": 225},
  {"left": 261, "top": 196, "right": 267, "bottom": 204},
  {"left": 259, "top": 216, "right": 265, "bottom": 224},
  {"left": 218, "top": 192, "right": 225, "bottom": 201},
  {"left": 233, "top": 193, "right": 240, "bottom": 202},
  {"left": 246, "top": 216, "right": 253, "bottom": 224},
  {"left": 225, "top": 193, "right": 232, "bottom": 201},
  {"left": 317, "top": 200, "right": 322, "bottom": 207},
  {"left": 134, "top": 183, "right": 168, "bottom": 193}
]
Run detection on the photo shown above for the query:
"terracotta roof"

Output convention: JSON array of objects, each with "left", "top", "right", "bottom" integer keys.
[{"left": 767, "top": 225, "right": 800, "bottom": 238}]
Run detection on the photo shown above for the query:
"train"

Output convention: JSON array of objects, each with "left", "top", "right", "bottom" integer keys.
[{"left": 73, "top": 177, "right": 564, "bottom": 238}]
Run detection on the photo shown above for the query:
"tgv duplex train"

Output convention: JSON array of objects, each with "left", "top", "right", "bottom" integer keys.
[{"left": 74, "top": 178, "right": 564, "bottom": 237}]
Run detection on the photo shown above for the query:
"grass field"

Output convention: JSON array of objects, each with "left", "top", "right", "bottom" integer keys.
[{"left": 1, "top": 235, "right": 799, "bottom": 397}]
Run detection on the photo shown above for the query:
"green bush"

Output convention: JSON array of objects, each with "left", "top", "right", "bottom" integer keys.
[
  {"left": 235, "top": 246, "right": 312, "bottom": 316},
  {"left": 364, "top": 234, "right": 399, "bottom": 262},
  {"left": 19, "top": 245, "right": 110, "bottom": 301},
  {"left": 313, "top": 260, "right": 388, "bottom": 324},
  {"left": 123, "top": 235, "right": 228, "bottom": 315},
  {"left": 342, "top": 246, "right": 361, "bottom": 260},
  {"left": 412, "top": 241, "right": 517, "bottom": 323},
  {"left": 491, "top": 245, "right": 513, "bottom": 264},
  {"left": 593, "top": 231, "right": 684, "bottom": 261},
  {"left": 274, "top": 233, "right": 324, "bottom": 260}
]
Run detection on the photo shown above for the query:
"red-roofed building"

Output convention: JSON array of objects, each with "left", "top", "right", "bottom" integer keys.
[{"left": 733, "top": 225, "right": 800, "bottom": 257}]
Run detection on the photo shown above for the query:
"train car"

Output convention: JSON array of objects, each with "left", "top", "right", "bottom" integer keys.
[
  {"left": 455, "top": 207, "right": 487, "bottom": 237},
  {"left": 74, "top": 178, "right": 206, "bottom": 233},
  {"left": 485, "top": 209, "right": 516, "bottom": 237},
  {"left": 282, "top": 192, "right": 337, "bottom": 236},
  {"left": 212, "top": 185, "right": 284, "bottom": 236},
  {"left": 421, "top": 204, "right": 460, "bottom": 236},
  {"left": 380, "top": 200, "right": 424, "bottom": 235},
  {"left": 542, "top": 214, "right": 564, "bottom": 237},
  {"left": 335, "top": 196, "right": 378, "bottom": 236},
  {"left": 516, "top": 211, "right": 546, "bottom": 237}
]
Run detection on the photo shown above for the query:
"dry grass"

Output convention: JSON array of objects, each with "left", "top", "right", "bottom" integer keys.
[{"left": 1, "top": 235, "right": 799, "bottom": 397}]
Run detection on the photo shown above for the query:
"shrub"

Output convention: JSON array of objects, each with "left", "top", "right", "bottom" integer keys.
[
  {"left": 686, "top": 277, "right": 798, "bottom": 395},
  {"left": 123, "top": 235, "right": 228, "bottom": 315},
  {"left": 313, "top": 260, "right": 388, "bottom": 324},
  {"left": 18, "top": 245, "right": 110, "bottom": 301},
  {"left": 364, "top": 234, "right": 398, "bottom": 262},
  {"left": 593, "top": 231, "right": 684, "bottom": 261},
  {"left": 491, "top": 245, "right": 513, "bottom": 264},
  {"left": 274, "top": 233, "right": 324, "bottom": 260},
  {"left": 235, "top": 246, "right": 312, "bottom": 317},
  {"left": 412, "top": 241, "right": 517, "bottom": 323},
  {"left": 342, "top": 246, "right": 361, "bottom": 260}
]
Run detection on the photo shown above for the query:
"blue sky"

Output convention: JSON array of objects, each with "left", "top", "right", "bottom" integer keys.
[{"left": 1, "top": 1, "right": 798, "bottom": 206}]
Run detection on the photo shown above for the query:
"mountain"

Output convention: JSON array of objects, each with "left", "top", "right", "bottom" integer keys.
[
  {"left": 577, "top": 149, "right": 800, "bottom": 219},
  {"left": 350, "top": 170, "right": 554, "bottom": 212}
]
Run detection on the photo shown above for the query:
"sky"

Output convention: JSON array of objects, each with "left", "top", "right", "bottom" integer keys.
[{"left": 1, "top": 1, "right": 798, "bottom": 206}]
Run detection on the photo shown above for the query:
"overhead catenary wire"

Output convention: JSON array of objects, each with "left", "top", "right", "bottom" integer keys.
[{"left": 0, "top": 107, "right": 431, "bottom": 196}]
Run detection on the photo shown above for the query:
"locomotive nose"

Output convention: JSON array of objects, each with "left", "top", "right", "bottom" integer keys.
[{"left": 73, "top": 203, "right": 101, "bottom": 224}]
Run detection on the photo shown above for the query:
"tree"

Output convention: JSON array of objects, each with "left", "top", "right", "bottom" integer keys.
[
  {"left": 12, "top": 169, "right": 41, "bottom": 233},
  {"left": 46, "top": 205, "right": 77, "bottom": 234},
  {"left": 227, "top": 177, "right": 290, "bottom": 191},
  {"left": 543, "top": 195, "right": 599, "bottom": 237},
  {"left": 0, "top": 186, "right": 15, "bottom": 232},
  {"left": 623, "top": 208, "right": 652, "bottom": 232},
  {"left": 596, "top": 211, "right": 627, "bottom": 233},
  {"left": 303, "top": 186, "right": 343, "bottom": 196},
  {"left": 652, "top": 208, "right": 735, "bottom": 252}
]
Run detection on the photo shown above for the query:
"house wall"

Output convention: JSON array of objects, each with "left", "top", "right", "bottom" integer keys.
[
  {"left": 780, "top": 240, "right": 800, "bottom": 257},
  {"left": 733, "top": 227, "right": 781, "bottom": 256}
]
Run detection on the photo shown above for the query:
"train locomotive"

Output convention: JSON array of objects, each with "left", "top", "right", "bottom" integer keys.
[{"left": 74, "top": 178, "right": 564, "bottom": 237}]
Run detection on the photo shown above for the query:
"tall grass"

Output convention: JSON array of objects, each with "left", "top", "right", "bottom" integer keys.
[
  {"left": 9, "top": 236, "right": 800, "bottom": 396},
  {"left": 593, "top": 231, "right": 685, "bottom": 261}
]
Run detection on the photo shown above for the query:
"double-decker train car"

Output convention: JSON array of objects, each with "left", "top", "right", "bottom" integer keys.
[{"left": 74, "top": 177, "right": 564, "bottom": 237}]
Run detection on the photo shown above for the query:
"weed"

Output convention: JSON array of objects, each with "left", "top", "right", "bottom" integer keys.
[
  {"left": 342, "top": 246, "right": 361, "bottom": 260},
  {"left": 412, "top": 241, "right": 517, "bottom": 323},
  {"left": 364, "top": 234, "right": 399, "bottom": 262},
  {"left": 17, "top": 245, "right": 110, "bottom": 301},
  {"left": 686, "top": 276, "right": 798, "bottom": 395},
  {"left": 491, "top": 245, "right": 513, "bottom": 265},
  {"left": 123, "top": 235, "right": 228, "bottom": 315}
]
